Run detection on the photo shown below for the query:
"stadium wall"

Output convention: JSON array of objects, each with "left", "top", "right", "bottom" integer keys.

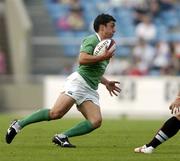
[
  {"left": 0, "top": 83, "right": 43, "bottom": 113},
  {"left": 44, "top": 76, "right": 180, "bottom": 119},
  {"left": 5, "top": 0, "right": 32, "bottom": 83},
  {"left": 0, "top": 0, "right": 43, "bottom": 113}
]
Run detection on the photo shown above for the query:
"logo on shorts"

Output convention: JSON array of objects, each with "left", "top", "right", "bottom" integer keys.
[{"left": 67, "top": 91, "right": 73, "bottom": 95}]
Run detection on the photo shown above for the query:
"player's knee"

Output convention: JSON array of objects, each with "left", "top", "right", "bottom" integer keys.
[
  {"left": 49, "top": 109, "right": 63, "bottom": 120},
  {"left": 91, "top": 118, "right": 102, "bottom": 129}
]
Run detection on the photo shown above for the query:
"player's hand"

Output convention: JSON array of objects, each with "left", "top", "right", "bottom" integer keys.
[
  {"left": 169, "top": 97, "right": 180, "bottom": 115},
  {"left": 105, "top": 81, "right": 121, "bottom": 96},
  {"left": 101, "top": 47, "right": 115, "bottom": 60}
]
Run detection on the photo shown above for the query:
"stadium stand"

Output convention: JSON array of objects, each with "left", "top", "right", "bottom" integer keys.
[
  {"left": 2, "top": 0, "right": 179, "bottom": 76},
  {"left": 23, "top": 0, "right": 78, "bottom": 75},
  {"left": 43, "top": 0, "right": 179, "bottom": 75}
]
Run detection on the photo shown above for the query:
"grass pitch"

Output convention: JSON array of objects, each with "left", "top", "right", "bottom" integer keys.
[{"left": 0, "top": 114, "right": 180, "bottom": 161}]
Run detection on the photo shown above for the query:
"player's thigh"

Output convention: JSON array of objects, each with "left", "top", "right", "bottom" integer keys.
[
  {"left": 78, "top": 101, "right": 102, "bottom": 127},
  {"left": 50, "top": 92, "right": 75, "bottom": 119}
]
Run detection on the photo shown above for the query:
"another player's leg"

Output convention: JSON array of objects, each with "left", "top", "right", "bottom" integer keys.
[
  {"left": 134, "top": 116, "right": 180, "bottom": 153},
  {"left": 6, "top": 93, "right": 75, "bottom": 144},
  {"left": 52, "top": 101, "right": 102, "bottom": 147}
]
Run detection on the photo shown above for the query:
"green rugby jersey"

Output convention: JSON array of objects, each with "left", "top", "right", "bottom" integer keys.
[{"left": 77, "top": 34, "right": 110, "bottom": 90}]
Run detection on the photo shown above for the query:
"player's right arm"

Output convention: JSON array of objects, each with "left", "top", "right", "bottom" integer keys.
[
  {"left": 79, "top": 35, "right": 114, "bottom": 65},
  {"left": 78, "top": 49, "right": 113, "bottom": 65},
  {"left": 169, "top": 91, "right": 180, "bottom": 114}
]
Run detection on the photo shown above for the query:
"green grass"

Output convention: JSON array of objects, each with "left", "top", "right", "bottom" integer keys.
[{"left": 0, "top": 114, "right": 180, "bottom": 161}]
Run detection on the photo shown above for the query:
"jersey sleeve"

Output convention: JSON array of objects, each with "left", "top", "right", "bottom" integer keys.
[{"left": 80, "top": 38, "right": 94, "bottom": 55}]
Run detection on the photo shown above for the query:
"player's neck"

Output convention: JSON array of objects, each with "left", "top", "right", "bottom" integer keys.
[{"left": 97, "top": 32, "right": 107, "bottom": 41}]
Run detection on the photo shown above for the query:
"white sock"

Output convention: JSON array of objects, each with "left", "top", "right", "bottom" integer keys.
[
  {"left": 58, "top": 133, "right": 67, "bottom": 138},
  {"left": 12, "top": 122, "right": 21, "bottom": 133}
]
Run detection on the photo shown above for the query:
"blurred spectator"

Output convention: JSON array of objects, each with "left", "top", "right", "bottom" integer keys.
[
  {"left": 151, "top": 41, "right": 171, "bottom": 75},
  {"left": 159, "top": 0, "right": 175, "bottom": 11},
  {"left": 148, "top": 0, "right": 161, "bottom": 18},
  {"left": 68, "top": 0, "right": 81, "bottom": 8},
  {"left": 51, "top": 0, "right": 60, "bottom": 3},
  {"left": 132, "top": 0, "right": 149, "bottom": 25},
  {"left": 109, "top": 0, "right": 124, "bottom": 9},
  {"left": 133, "top": 8, "right": 148, "bottom": 25},
  {"left": 105, "top": 58, "right": 130, "bottom": 75},
  {"left": 52, "top": 0, "right": 70, "bottom": 4},
  {"left": 0, "top": 50, "right": 6, "bottom": 74},
  {"left": 130, "top": 38, "right": 155, "bottom": 75},
  {"left": 173, "top": 41, "right": 180, "bottom": 59},
  {"left": 135, "top": 14, "right": 157, "bottom": 42},
  {"left": 110, "top": 0, "right": 147, "bottom": 8},
  {"left": 46, "top": 0, "right": 180, "bottom": 76},
  {"left": 57, "top": 6, "right": 85, "bottom": 31},
  {"left": 60, "top": 0, "right": 70, "bottom": 4},
  {"left": 96, "top": 0, "right": 110, "bottom": 13},
  {"left": 53, "top": 0, "right": 81, "bottom": 7}
]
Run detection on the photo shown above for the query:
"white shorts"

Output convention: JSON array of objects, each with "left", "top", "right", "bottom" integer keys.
[{"left": 63, "top": 72, "right": 100, "bottom": 107}]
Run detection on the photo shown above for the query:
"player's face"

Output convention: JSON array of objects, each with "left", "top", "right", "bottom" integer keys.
[{"left": 104, "top": 21, "right": 116, "bottom": 38}]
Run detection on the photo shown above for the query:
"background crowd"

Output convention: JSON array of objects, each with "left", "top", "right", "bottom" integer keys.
[
  {"left": 47, "top": 0, "right": 180, "bottom": 76},
  {"left": 0, "top": 0, "right": 180, "bottom": 76}
]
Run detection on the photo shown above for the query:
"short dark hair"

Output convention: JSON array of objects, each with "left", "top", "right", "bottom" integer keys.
[{"left": 93, "top": 13, "right": 116, "bottom": 32}]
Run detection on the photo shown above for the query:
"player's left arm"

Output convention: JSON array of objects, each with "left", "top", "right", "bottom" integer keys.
[{"left": 100, "top": 76, "right": 121, "bottom": 96}]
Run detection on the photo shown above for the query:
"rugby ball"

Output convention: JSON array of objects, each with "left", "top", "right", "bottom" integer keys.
[{"left": 93, "top": 39, "right": 116, "bottom": 56}]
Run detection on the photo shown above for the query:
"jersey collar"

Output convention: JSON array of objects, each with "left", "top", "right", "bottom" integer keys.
[{"left": 96, "top": 33, "right": 101, "bottom": 41}]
